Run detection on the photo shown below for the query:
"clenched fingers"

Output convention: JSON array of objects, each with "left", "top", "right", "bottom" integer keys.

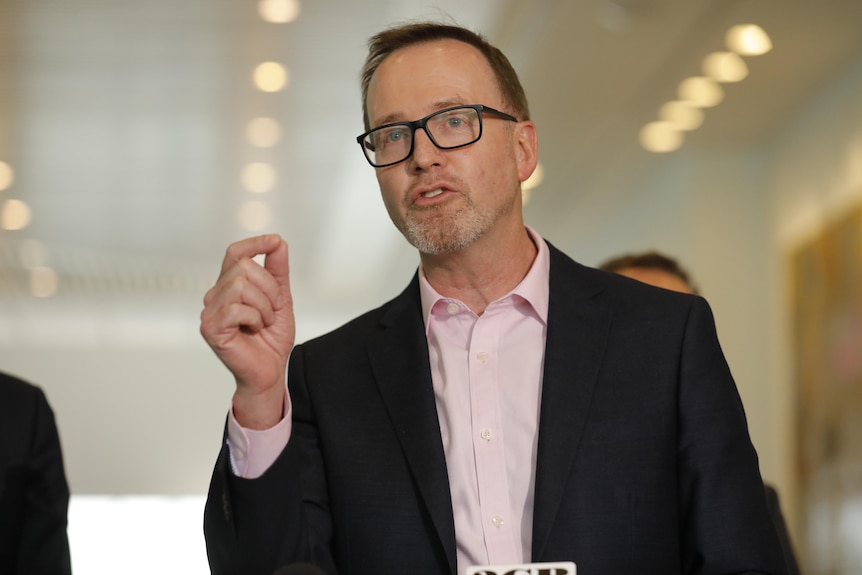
[{"left": 201, "top": 234, "right": 291, "bottom": 342}]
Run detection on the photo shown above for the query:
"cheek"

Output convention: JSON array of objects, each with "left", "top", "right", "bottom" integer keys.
[
  {"left": 486, "top": 137, "right": 519, "bottom": 181},
  {"left": 482, "top": 152, "right": 516, "bottom": 189},
  {"left": 376, "top": 173, "right": 403, "bottom": 213}
]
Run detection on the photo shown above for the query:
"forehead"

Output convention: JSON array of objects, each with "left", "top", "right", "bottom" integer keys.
[{"left": 366, "top": 38, "right": 501, "bottom": 124}]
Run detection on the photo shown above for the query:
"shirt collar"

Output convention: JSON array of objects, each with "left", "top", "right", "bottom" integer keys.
[{"left": 418, "top": 225, "right": 550, "bottom": 329}]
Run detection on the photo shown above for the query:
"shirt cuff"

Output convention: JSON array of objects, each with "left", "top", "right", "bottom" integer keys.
[{"left": 226, "top": 392, "right": 292, "bottom": 479}]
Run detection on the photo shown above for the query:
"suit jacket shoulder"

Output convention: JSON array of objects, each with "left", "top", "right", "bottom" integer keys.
[{"left": 0, "top": 372, "right": 72, "bottom": 575}]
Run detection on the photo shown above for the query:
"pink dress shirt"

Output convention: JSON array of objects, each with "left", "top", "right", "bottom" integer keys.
[{"left": 227, "top": 226, "right": 550, "bottom": 574}]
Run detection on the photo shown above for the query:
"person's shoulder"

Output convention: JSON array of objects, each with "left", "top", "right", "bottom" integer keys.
[
  {"left": 0, "top": 371, "right": 47, "bottom": 436},
  {"left": 0, "top": 371, "right": 44, "bottom": 403}
]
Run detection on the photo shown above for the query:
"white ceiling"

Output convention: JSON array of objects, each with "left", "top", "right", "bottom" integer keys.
[{"left": 2, "top": 0, "right": 862, "bottom": 345}]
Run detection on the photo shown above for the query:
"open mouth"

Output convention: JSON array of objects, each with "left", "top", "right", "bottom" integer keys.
[{"left": 421, "top": 188, "right": 444, "bottom": 198}]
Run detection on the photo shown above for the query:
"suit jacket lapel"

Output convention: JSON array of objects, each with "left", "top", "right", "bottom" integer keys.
[
  {"left": 366, "top": 276, "right": 458, "bottom": 574},
  {"left": 532, "top": 244, "right": 612, "bottom": 559}
]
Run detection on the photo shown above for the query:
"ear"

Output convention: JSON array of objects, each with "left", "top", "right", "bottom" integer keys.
[{"left": 513, "top": 120, "right": 539, "bottom": 184}]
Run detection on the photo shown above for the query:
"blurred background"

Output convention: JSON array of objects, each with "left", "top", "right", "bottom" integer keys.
[{"left": 1, "top": 0, "right": 861, "bottom": 572}]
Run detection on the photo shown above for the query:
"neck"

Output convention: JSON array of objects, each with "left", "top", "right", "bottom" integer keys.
[{"left": 420, "top": 225, "right": 537, "bottom": 315}]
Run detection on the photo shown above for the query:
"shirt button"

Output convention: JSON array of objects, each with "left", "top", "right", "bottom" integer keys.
[
  {"left": 491, "top": 515, "right": 504, "bottom": 528},
  {"left": 446, "top": 302, "right": 460, "bottom": 315},
  {"left": 476, "top": 351, "right": 489, "bottom": 362},
  {"left": 481, "top": 428, "right": 492, "bottom": 440}
]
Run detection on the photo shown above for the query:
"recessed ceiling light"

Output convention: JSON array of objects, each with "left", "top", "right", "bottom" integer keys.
[
  {"left": 702, "top": 51, "right": 749, "bottom": 83},
  {"left": 253, "top": 62, "right": 289, "bottom": 93},
  {"left": 678, "top": 76, "right": 724, "bottom": 108},
  {"left": 241, "top": 162, "right": 277, "bottom": 194},
  {"left": 1, "top": 198, "right": 31, "bottom": 230},
  {"left": 523, "top": 162, "right": 544, "bottom": 191},
  {"left": 726, "top": 24, "right": 772, "bottom": 56},
  {"left": 658, "top": 100, "right": 705, "bottom": 131},
  {"left": 30, "top": 266, "right": 59, "bottom": 298},
  {"left": 640, "top": 121, "right": 684, "bottom": 153},
  {"left": 246, "top": 117, "right": 282, "bottom": 148},
  {"left": 258, "top": 0, "right": 300, "bottom": 24}
]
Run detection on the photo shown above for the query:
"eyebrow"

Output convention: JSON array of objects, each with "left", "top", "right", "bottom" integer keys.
[{"left": 372, "top": 98, "right": 468, "bottom": 128}]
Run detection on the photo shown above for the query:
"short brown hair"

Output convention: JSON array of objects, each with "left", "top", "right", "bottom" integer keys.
[
  {"left": 599, "top": 251, "right": 699, "bottom": 294},
  {"left": 359, "top": 22, "right": 530, "bottom": 130}
]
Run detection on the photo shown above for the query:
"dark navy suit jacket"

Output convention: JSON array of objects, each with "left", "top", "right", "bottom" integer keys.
[
  {"left": 0, "top": 372, "right": 71, "bottom": 574},
  {"left": 205, "top": 243, "right": 787, "bottom": 574}
]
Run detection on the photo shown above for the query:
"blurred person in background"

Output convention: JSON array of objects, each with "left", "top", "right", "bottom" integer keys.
[{"left": 0, "top": 370, "right": 72, "bottom": 574}]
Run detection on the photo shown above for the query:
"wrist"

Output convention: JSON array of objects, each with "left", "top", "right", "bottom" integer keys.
[{"left": 232, "top": 382, "right": 286, "bottom": 430}]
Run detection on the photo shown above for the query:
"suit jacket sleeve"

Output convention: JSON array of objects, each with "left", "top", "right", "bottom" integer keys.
[
  {"left": 204, "top": 345, "right": 338, "bottom": 575},
  {"left": 675, "top": 298, "right": 787, "bottom": 573},
  {"left": 0, "top": 374, "right": 72, "bottom": 575}
]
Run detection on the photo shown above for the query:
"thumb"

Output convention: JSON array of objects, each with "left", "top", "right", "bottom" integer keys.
[{"left": 264, "top": 237, "right": 291, "bottom": 289}]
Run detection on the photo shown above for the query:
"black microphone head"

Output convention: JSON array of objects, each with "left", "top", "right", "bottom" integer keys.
[{"left": 272, "top": 563, "right": 328, "bottom": 575}]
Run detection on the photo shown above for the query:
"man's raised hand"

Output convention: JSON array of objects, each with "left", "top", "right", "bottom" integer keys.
[{"left": 200, "top": 234, "right": 295, "bottom": 429}]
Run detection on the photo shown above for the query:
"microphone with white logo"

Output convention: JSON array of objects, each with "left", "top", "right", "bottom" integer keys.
[{"left": 466, "top": 561, "right": 576, "bottom": 575}]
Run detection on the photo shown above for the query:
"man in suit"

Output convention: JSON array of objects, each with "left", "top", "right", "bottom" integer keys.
[
  {"left": 201, "top": 22, "right": 787, "bottom": 574},
  {"left": 599, "top": 250, "right": 802, "bottom": 575},
  {"left": 0, "top": 371, "right": 72, "bottom": 574}
]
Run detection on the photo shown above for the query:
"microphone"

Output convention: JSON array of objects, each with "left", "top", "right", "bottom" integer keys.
[
  {"left": 466, "top": 561, "right": 576, "bottom": 575},
  {"left": 272, "top": 563, "right": 328, "bottom": 575}
]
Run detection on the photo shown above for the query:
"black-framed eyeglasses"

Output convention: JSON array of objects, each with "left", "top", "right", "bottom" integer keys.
[{"left": 356, "top": 104, "right": 519, "bottom": 168}]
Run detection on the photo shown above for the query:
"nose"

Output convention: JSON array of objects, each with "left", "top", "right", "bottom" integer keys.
[{"left": 408, "top": 126, "right": 444, "bottom": 170}]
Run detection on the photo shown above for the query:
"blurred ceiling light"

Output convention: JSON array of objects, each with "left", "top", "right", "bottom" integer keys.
[
  {"left": 521, "top": 162, "right": 544, "bottom": 206},
  {"left": 239, "top": 200, "right": 272, "bottom": 231},
  {"left": 254, "top": 62, "right": 289, "bottom": 93},
  {"left": 0, "top": 161, "right": 13, "bottom": 191},
  {"left": 658, "top": 100, "right": 704, "bottom": 131},
  {"left": 18, "top": 239, "right": 46, "bottom": 269},
  {"left": 726, "top": 24, "right": 772, "bottom": 56},
  {"left": 678, "top": 76, "right": 724, "bottom": 108},
  {"left": 702, "top": 51, "right": 749, "bottom": 82},
  {"left": 247, "top": 117, "right": 283, "bottom": 148},
  {"left": 30, "top": 266, "right": 59, "bottom": 298},
  {"left": 1, "top": 198, "right": 32, "bottom": 230},
  {"left": 258, "top": 0, "right": 301, "bottom": 23},
  {"left": 523, "top": 162, "right": 544, "bottom": 191},
  {"left": 241, "top": 162, "right": 277, "bottom": 193},
  {"left": 639, "top": 121, "right": 684, "bottom": 153}
]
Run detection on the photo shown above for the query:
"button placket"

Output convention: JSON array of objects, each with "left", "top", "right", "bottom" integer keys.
[{"left": 468, "top": 309, "right": 514, "bottom": 562}]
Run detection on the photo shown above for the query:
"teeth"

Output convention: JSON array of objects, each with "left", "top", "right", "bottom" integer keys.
[{"left": 421, "top": 189, "right": 443, "bottom": 198}]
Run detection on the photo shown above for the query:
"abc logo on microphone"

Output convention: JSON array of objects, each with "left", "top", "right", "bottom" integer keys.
[{"left": 466, "top": 561, "right": 576, "bottom": 575}]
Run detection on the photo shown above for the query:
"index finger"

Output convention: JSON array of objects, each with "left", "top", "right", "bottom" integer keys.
[{"left": 221, "top": 234, "right": 284, "bottom": 276}]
